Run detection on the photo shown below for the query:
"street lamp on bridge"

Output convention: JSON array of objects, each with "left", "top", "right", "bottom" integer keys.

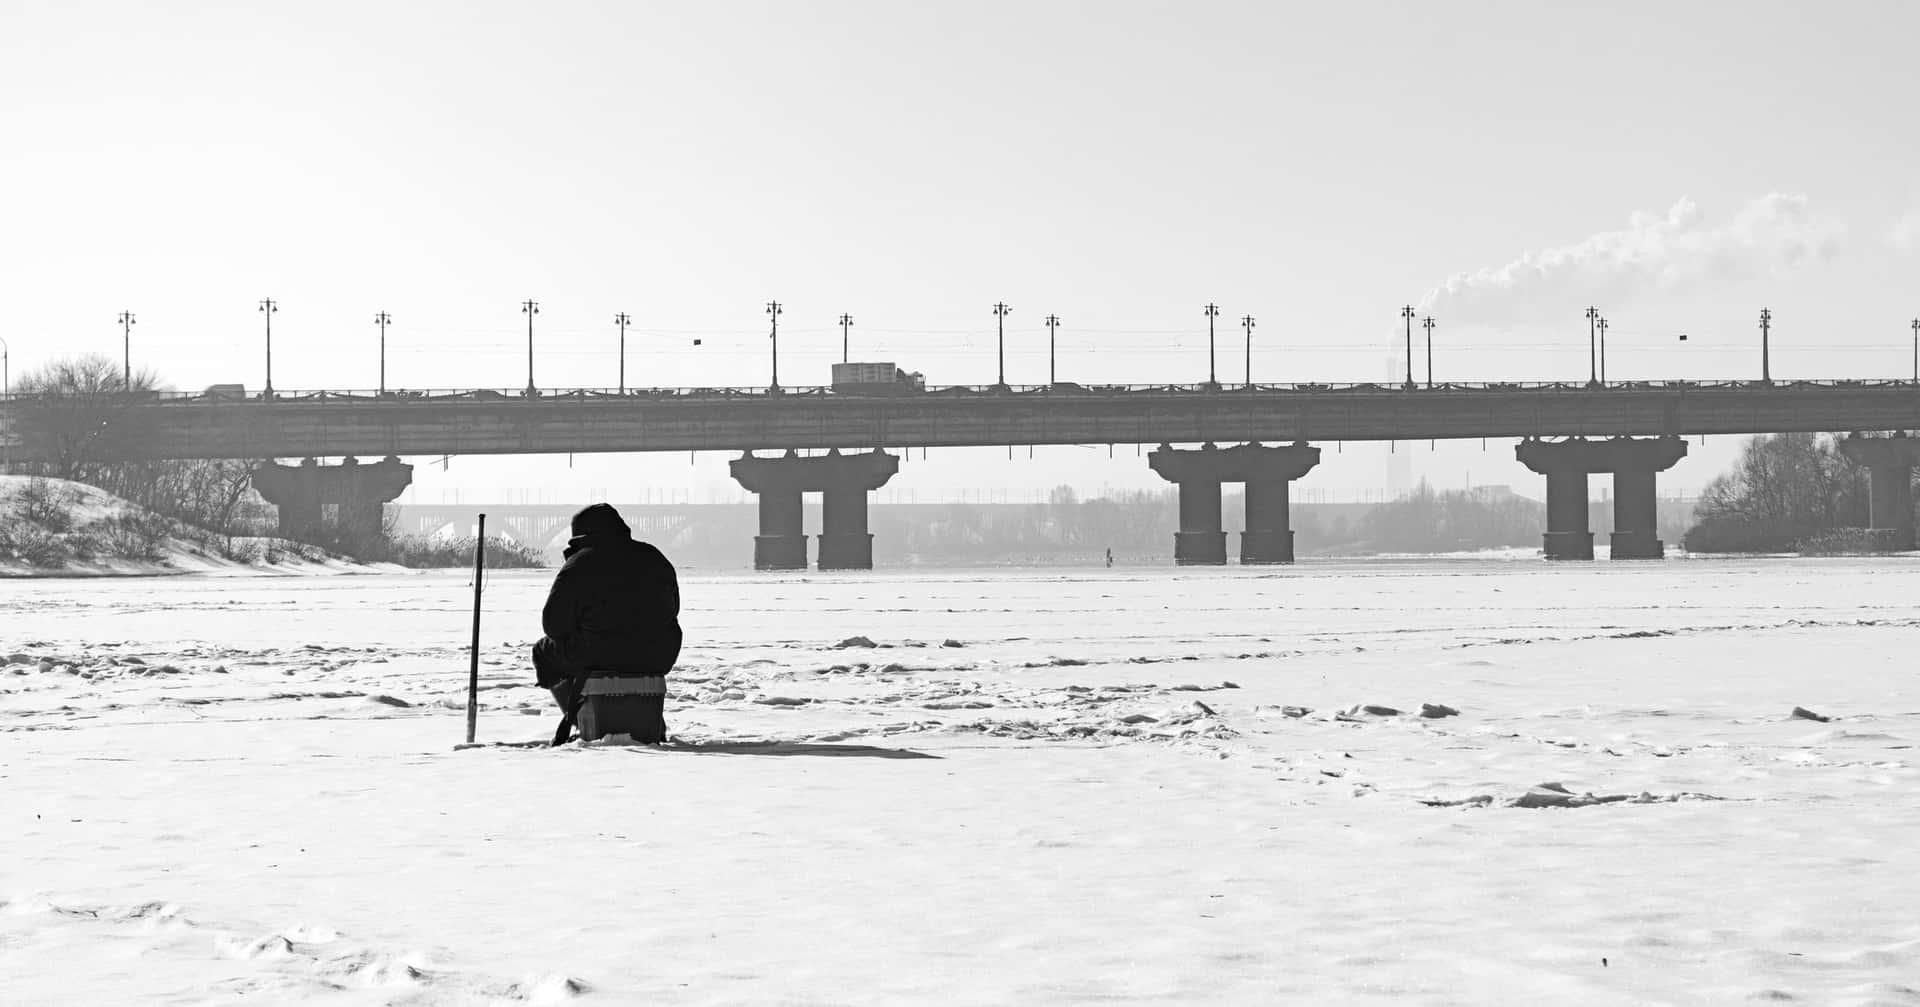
[
  {"left": 521, "top": 300, "right": 539, "bottom": 395},
  {"left": 1241, "top": 314, "right": 1255, "bottom": 388},
  {"left": 1044, "top": 314, "right": 1060, "bottom": 385},
  {"left": 1203, "top": 303, "right": 1220, "bottom": 388},
  {"left": 992, "top": 302, "right": 1011, "bottom": 388},
  {"left": 1759, "top": 307, "right": 1772, "bottom": 385},
  {"left": 613, "top": 312, "right": 631, "bottom": 393},
  {"left": 1400, "top": 305, "right": 1415, "bottom": 390},
  {"left": 1584, "top": 306, "right": 1600, "bottom": 387},
  {"left": 1912, "top": 317, "right": 1918, "bottom": 383},
  {"left": 766, "top": 301, "right": 783, "bottom": 392},
  {"left": 1422, "top": 315, "right": 1435, "bottom": 389},
  {"left": 259, "top": 299, "right": 277, "bottom": 396},
  {"left": 374, "top": 311, "right": 391, "bottom": 394},
  {"left": 1596, "top": 316, "right": 1608, "bottom": 385},
  {"left": 839, "top": 313, "right": 853, "bottom": 364},
  {"left": 116, "top": 311, "right": 135, "bottom": 390}
]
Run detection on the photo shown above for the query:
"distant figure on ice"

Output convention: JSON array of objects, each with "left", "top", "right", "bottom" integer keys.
[
  {"left": 535, "top": 504, "right": 682, "bottom": 745},
  {"left": 1105, "top": 547, "right": 1113, "bottom": 568}
]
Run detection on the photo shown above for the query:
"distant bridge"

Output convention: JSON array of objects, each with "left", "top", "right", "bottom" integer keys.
[
  {"left": 2, "top": 380, "right": 1916, "bottom": 463},
  {"left": 395, "top": 502, "right": 731, "bottom": 551}
]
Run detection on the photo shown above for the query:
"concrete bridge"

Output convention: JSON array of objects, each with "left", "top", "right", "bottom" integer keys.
[{"left": 5, "top": 380, "right": 1917, "bottom": 565}]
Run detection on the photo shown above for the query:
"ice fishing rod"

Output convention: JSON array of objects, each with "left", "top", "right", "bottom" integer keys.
[{"left": 466, "top": 514, "right": 486, "bottom": 745}]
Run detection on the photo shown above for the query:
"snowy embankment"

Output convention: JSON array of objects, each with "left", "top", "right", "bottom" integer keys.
[
  {"left": 0, "top": 475, "right": 381, "bottom": 577},
  {"left": 4, "top": 562, "right": 1920, "bottom": 1004}
]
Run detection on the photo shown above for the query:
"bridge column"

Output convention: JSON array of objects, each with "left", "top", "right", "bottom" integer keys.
[
  {"left": 755, "top": 490, "right": 806, "bottom": 569},
  {"left": 1516, "top": 440, "right": 1594, "bottom": 560},
  {"left": 730, "top": 450, "right": 808, "bottom": 570},
  {"left": 729, "top": 449, "right": 899, "bottom": 571},
  {"left": 1151, "top": 442, "right": 1322, "bottom": 565},
  {"left": 253, "top": 459, "right": 322, "bottom": 538},
  {"left": 250, "top": 456, "right": 412, "bottom": 539},
  {"left": 1518, "top": 437, "right": 1686, "bottom": 560},
  {"left": 1175, "top": 478, "right": 1227, "bottom": 565},
  {"left": 818, "top": 488, "right": 871, "bottom": 569},
  {"left": 1607, "top": 437, "right": 1688, "bottom": 559},
  {"left": 1148, "top": 443, "right": 1226, "bottom": 565},
  {"left": 1838, "top": 435, "right": 1920, "bottom": 550},
  {"left": 817, "top": 450, "right": 899, "bottom": 570},
  {"left": 1239, "top": 443, "right": 1321, "bottom": 564}
]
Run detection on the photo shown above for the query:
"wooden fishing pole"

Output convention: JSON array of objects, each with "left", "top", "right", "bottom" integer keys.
[{"left": 466, "top": 514, "right": 486, "bottom": 745}]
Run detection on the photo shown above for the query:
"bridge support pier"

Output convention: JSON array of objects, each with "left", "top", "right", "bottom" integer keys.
[
  {"left": 730, "top": 449, "right": 900, "bottom": 570},
  {"left": 1173, "top": 477, "right": 1226, "bottom": 565},
  {"left": 1516, "top": 437, "right": 1686, "bottom": 560},
  {"left": 251, "top": 456, "right": 413, "bottom": 540},
  {"left": 1149, "top": 442, "right": 1321, "bottom": 565},
  {"left": 819, "top": 485, "right": 877, "bottom": 570},
  {"left": 752, "top": 488, "right": 806, "bottom": 570},
  {"left": 1838, "top": 434, "right": 1920, "bottom": 550}
]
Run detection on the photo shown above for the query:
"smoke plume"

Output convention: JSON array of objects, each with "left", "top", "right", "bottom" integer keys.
[
  {"left": 1418, "top": 194, "right": 1843, "bottom": 325},
  {"left": 1890, "top": 210, "right": 1920, "bottom": 253}
]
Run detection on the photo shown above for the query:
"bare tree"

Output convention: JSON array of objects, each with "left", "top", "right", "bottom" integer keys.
[
  {"left": 1686, "top": 433, "right": 1870, "bottom": 551},
  {"left": 13, "top": 353, "right": 161, "bottom": 480},
  {"left": 13, "top": 354, "right": 265, "bottom": 541}
]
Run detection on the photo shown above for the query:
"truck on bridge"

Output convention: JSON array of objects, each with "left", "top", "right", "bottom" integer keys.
[{"left": 831, "top": 362, "right": 925, "bottom": 395}]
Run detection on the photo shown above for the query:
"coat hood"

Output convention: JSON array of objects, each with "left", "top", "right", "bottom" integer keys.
[{"left": 569, "top": 503, "right": 631, "bottom": 541}]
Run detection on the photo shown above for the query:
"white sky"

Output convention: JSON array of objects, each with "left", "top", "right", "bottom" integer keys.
[{"left": 5, "top": 0, "right": 1918, "bottom": 503}]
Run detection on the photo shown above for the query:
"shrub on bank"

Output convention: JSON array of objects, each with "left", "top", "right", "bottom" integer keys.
[
  {"left": 1682, "top": 433, "right": 1873, "bottom": 553},
  {"left": 0, "top": 520, "right": 74, "bottom": 568},
  {"left": 268, "top": 514, "right": 546, "bottom": 568},
  {"left": 1680, "top": 516, "right": 1816, "bottom": 554},
  {"left": 1796, "top": 527, "right": 1903, "bottom": 555},
  {"left": 14, "top": 476, "right": 77, "bottom": 533},
  {"left": 0, "top": 477, "right": 197, "bottom": 569},
  {"left": 387, "top": 534, "right": 548, "bottom": 569}
]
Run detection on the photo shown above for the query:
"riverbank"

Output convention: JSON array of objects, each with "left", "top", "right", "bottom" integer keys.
[{"left": 0, "top": 475, "right": 380, "bottom": 578}]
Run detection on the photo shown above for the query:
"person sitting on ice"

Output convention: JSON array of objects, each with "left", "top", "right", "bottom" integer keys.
[{"left": 535, "top": 503, "right": 682, "bottom": 744}]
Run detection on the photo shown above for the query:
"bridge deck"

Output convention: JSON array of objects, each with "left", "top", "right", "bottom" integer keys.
[{"left": 3, "top": 381, "right": 1917, "bottom": 462}]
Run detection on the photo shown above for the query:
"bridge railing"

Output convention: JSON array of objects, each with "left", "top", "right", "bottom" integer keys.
[{"left": 5, "top": 378, "right": 1917, "bottom": 405}]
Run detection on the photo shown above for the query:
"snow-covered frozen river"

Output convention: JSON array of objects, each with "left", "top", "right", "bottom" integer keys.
[{"left": 5, "top": 558, "right": 1919, "bottom": 1004}]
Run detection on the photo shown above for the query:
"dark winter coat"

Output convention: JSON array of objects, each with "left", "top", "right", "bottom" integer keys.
[{"left": 536, "top": 505, "right": 682, "bottom": 686}]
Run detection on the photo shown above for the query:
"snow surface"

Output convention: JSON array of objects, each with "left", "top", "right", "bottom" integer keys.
[{"left": 4, "top": 559, "right": 1920, "bottom": 1005}]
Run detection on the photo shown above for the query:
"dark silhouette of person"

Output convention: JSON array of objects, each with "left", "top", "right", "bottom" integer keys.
[{"left": 534, "top": 503, "right": 682, "bottom": 743}]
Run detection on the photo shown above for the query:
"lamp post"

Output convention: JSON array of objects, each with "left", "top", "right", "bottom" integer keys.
[
  {"left": 613, "top": 312, "right": 631, "bottom": 393},
  {"left": 1759, "top": 307, "right": 1772, "bottom": 384},
  {"left": 839, "top": 313, "right": 853, "bottom": 364},
  {"left": 1421, "top": 315, "right": 1435, "bottom": 388},
  {"left": 259, "top": 298, "right": 277, "bottom": 396},
  {"left": 992, "top": 302, "right": 1011, "bottom": 387},
  {"left": 117, "top": 311, "right": 136, "bottom": 390},
  {"left": 766, "top": 301, "right": 782, "bottom": 392},
  {"left": 1241, "top": 314, "right": 1255, "bottom": 388},
  {"left": 1044, "top": 314, "right": 1060, "bottom": 385},
  {"left": 374, "top": 311, "right": 391, "bottom": 393},
  {"left": 521, "top": 300, "right": 539, "bottom": 394},
  {"left": 1584, "top": 306, "right": 1599, "bottom": 387},
  {"left": 1596, "top": 316, "right": 1608, "bottom": 385},
  {"left": 1203, "top": 303, "right": 1220, "bottom": 387},
  {"left": 1911, "top": 317, "right": 1918, "bottom": 383},
  {"left": 1400, "top": 305, "right": 1415, "bottom": 390}
]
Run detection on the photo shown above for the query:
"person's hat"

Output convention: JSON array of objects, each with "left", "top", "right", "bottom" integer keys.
[{"left": 570, "top": 503, "right": 631, "bottom": 539}]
